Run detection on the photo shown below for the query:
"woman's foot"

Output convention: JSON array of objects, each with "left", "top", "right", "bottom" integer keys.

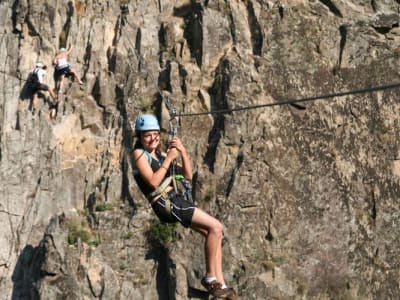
[
  {"left": 212, "top": 286, "right": 238, "bottom": 299},
  {"left": 201, "top": 277, "right": 221, "bottom": 295},
  {"left": 201, "top": 278, "right": 238, "bottom": 299}
]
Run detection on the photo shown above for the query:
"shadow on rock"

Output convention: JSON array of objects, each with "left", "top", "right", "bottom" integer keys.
[
  {"left": 11, "top": 244, "right": 44, "bottom": 300},
  {"left": 145, "top": 240, "right": 174, "bottom": 300}
]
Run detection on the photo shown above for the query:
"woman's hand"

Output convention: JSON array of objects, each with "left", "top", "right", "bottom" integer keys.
[
  {"left": 168, "top": 137, "right": 193, "bottom": 181},
  {"left": 166, "top": 147, "right": 180, "bottom": 161},
  {"left": 169, "top": 137, "right": 187, "bottom": 154}
]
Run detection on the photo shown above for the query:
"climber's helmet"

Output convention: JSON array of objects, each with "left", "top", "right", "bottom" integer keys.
[{"left": 135, "top": 114, "right": 160, "bottom": 131}]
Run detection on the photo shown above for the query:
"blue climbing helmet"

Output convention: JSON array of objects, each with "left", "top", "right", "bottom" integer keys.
[{"left": 135, "top": 114, "right": 160, "bottom": 131}]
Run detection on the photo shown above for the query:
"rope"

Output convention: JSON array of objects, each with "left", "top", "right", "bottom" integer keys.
[{"left": 177, "top": 82, "right": 400, "bottom": 117}]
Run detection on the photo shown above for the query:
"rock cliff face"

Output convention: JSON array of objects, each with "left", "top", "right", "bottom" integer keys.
[{"left": 1, "top": 0, "right": 400, "bottom": 299}]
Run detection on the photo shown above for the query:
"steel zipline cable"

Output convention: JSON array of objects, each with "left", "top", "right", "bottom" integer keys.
[
  {"left": 177, "top": 82, "right": 400, "bottom": 117},
  {"left": 118, "top": 7, "right": 400, "bottom": 122}
]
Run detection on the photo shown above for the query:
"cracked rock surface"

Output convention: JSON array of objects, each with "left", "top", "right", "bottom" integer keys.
[{"left": 1, "top": 1, "right": 400, "bottom": 299}]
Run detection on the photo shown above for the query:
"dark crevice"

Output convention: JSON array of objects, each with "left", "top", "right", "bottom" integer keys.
[
  {"left": 371, "top": 13, "right": 399, "bottom": 34},
  {"left": 290, "top": 103, "right": 306, "bottom": 110},
  {"left": 59, "top": 1, "right": 75, "bottom": 48},
  {"left": 371, "top": 198, "right": 377, "bottom": 221},
  {"left": 117, "top": 86, "right": 136, "bottom": 210},
  {"left": 10, "top": 217, "right": 67, "bottom": 300},
  {"left": 114, "top": 9, "right": 124, "bottom": 46},
  {"left": 319, "top": 0, "right": 343, "bottom": 18},
  {"left": 372, "top": 25, "right": 397, "bottom": 35},
  {"left": 278, "top": 4, "right": 284, "bottom": 19},
  {"left": 158, "top": 22, "right": 167, "bottom": 67},
  {"left": 91, "top": 76, "right": 103, "bottom": 106},
  {"left": 46, "top": 3, "right": 56, "bottom": 38},
  {"left": 145, "top": 229, "right": 176, "bottom": 300},
  {"left": 371, "top": 0, "right": 377, "bottom": 12},
  {"left": 82, "top": 41, "right": 92, "bottom": 79},
  {"left": 246, "top": 1, "right": 263, "bottom": 56},
  {"left": 11, "top": 244, "right": 42, "bottom": 300},
  {"left": 225, "top": 4, "right": 237, "bottom": 47},
  {"left": 178, "top": 3, "right": 203, "bottom": 67},
  {"left": 204, "top": 60, "right": 231, "bottom": 172},
  {"left": 157, "top": 0, "right": 162, "bottom": 13},
  {"left": 11, "top": 0, "right": 19, "bottom": 33},
  {"left": 121, "top": 153, "right": 136, "bottom": 211},
  {"left": 265, "top": 229, "right": 274, "bottom": 241},
  {"left": 371, "top": 191, "right": 377, "bottom": 221},
  {"left": 15, "top": 110, "right": 21, "bottom": 130},
  {"left": 188, "top": 286, "right": 210, "bottom": 298},
  {"left": 173, "top": 3, "right": 192, "bottom": 17},
  {"left": 338, "top": 25, "right": 347, "bottom": 69},
  {"left": 178, "top": 64, "right": 188, "bottom": 95},
  {"left": 135, "top": 28, "right": 142, "bottom": 71},
  {"left": 80, "top": 7, "right": 95, "bottom": 79},
  {"left": 225, "top": 151, "right": 244, "bottom": 197},
  {"left": 158, "top": 60, "right": 172, "bottom": 93},
  {"left": 103, "top": 174, "right": 110, "bottom": 203}
]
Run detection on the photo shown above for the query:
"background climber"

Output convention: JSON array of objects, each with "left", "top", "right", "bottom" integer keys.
[
  {"left": 52, "top": 45, "right": 83, "bottom": 93},
  {"left": 27, "top": 62, "right": 57, "bottom": 115}
]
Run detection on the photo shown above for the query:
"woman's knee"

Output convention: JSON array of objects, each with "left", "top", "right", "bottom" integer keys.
[{"left": 211, "top": 220, "right": 224, "bottom": 237}]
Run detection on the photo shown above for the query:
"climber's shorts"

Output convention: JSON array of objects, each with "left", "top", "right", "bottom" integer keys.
[
  {"left": 54, "top": 66, "right": 72, "bottom": 79},
  {"left": 151, "top": 190, "right": 196, "bottom": 228},
  {"left": 31, "top": 82, "right": 50, "bottom": 92}
]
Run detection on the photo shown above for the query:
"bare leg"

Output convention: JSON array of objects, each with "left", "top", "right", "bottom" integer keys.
[
  {"left": 58, "top": 74, "right": 65, "bottom": 93},
  {"left": 48, "top": 87, "right": 56, "bottom": 101},
  {"left": 70, "top": 69, "right": 83, "bottom": 84},
  {"left": 191, "top": 208, "right": 226, "bottom": 285},
  {"left": 215, "top": 237, "right": 224, "bottom": 283},
  {"left": 31, "top": 93, "right": 38, "bottom": 110}
]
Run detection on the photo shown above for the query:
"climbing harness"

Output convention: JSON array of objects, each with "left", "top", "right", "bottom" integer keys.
[{"left": 136, "top": 147, "right": 193, "bottom": 216}]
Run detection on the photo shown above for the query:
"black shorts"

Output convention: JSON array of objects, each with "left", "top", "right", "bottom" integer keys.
[
  {"left": 30, "top": 82, "right": 49, "bottom": 92},
  {"left": 54, "top": 66, "right": 72, "bottom": 79},
  {"left": 151, "top": 190, "right": 196, "bottom": 228}
]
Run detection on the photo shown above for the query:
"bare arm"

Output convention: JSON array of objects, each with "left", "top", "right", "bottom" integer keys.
[
  {"left": 169, "top": 137, "right": 193, "bottom": 181},
  {"left": 133, "top": 148, "right": 179, "bottom": 188},
  {"left": 66, "top": 45, "right": 73, "bottom": 55},
  {"left": 53, "top": 54, "right": 59, "bottom": 65}
]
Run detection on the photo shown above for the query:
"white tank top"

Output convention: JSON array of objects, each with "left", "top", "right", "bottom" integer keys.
[{"left": 57, "top": 57, "right": 69, "bottom": 68}]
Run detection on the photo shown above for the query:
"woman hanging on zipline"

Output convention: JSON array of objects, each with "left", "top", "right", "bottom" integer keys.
[{"left": 132, "top": 114, "right": 237, "bottom": 299}]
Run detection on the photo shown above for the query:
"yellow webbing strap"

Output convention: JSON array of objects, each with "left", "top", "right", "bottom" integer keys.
[
  {"left": 148, "top": 176, "right": 173, "bottom": 199},
  {"left": 164, "top": 196, "right": 172, "bottom": 215}
]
